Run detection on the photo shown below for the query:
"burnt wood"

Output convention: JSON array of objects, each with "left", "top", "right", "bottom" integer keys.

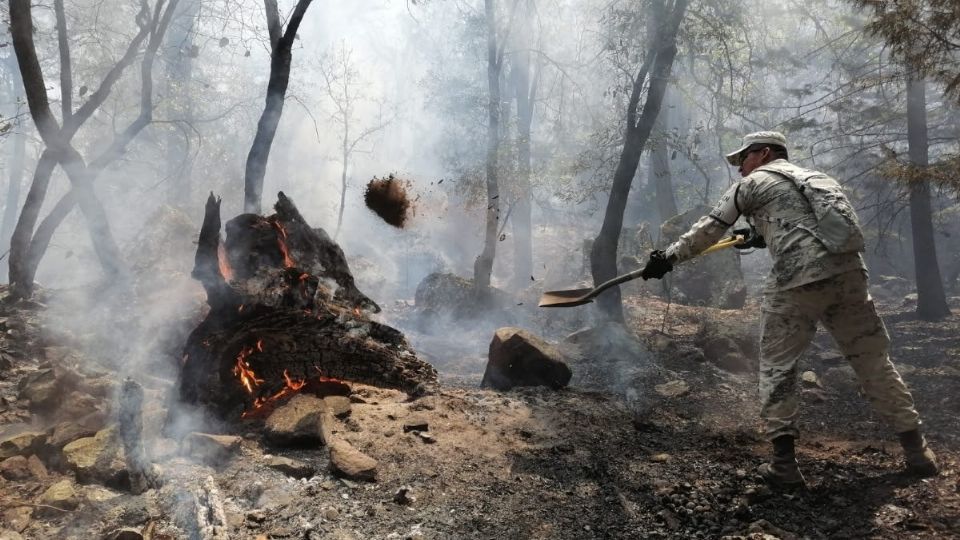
[{"left": 178, "top": 192, "right": 436, "bottom": 417}]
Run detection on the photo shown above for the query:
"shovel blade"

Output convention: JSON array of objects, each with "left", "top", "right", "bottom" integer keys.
[{"left": 538, "top": 288, "right": 596, "bottom": 308}]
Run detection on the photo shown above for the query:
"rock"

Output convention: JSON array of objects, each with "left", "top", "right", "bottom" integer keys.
[
  {"left": 0, "top": 530, "right": 24, "bottom": 540},
  {"left": 25, "top": 455, "right": 47, "bottom": 480},
  {"left": 62, "top": 427, "right": 128, "bottom": 487},
  {"left": 694, "top": 316, "right": 759, "bottom": 373},
  {"left": 654, "top": 380, "right": 689, "bottom": 398},
  {"left": 38, "top": 478, "right": 79, "bottom": 514},
  {"left": 650, "top": 453, "right": 671, "bottom": 463},
  {"left": 182, "top": 433, "right": 241, "bottom": 465},
  {"left": 323, "top": 507, "right": 339, "bottom": 520},
  {"left": 481, "top": 327, "right": 572, "bottom": 391},
  {"left": 0, "top": 457, "right": 30, "bottom": 481},
  {"left": 402, "top": 419, "right": 429, "bottom": 433},
  {"left": 265, "top": 456, "right": 315, "bottom": 479},
  {"left": 329, "top": 440, "right": 378, "bottom": 481},
  {"left": 264, "top": 395, "right": 331, "bottom": 446},
  {"left": 46, "top": 421, "right": 101, "bottom": 452},
  {"left": 902, "top": 293, "right": 919, "bottom": 306},
  {"left": 56, "top": 391, "right": 106, "bottom": 421},
  {"left": 414, "top": 432, "right": 436, "bottom": 444},
  {"left": 107, "top": 528, "right": 143, "bottom": 540},
  {"left": 660, "top": 206, "right": 747, "bottom": 309},
  {"left": 16, "top": 369, "right": 65, "bottom": 411},
  {"left": 801, "top": 371, "right": 821, "bottom": 388},
  {"left": 1, "top": 506, "right": 31, "bottom": 533},
  {"left": 393, "top": 486, "right": 416, "bottom": 505},
  {"left": 0, "top": 432, "right": 46, "bottom": 459},
  {"left": 323, "top": 396, "right": 352, "bottom": 418}
]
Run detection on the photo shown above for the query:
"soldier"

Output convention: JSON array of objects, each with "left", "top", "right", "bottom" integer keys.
[{"left": 641, "top": 131, "right": 938, "bottom": 487}]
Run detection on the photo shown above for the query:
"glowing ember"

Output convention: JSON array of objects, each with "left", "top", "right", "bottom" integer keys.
[
  {"left": 272, "top": 221, "right": 296, "bottom": 268},
  {"left": 217, "top": 243, "right": 234, "bottom": 281}
]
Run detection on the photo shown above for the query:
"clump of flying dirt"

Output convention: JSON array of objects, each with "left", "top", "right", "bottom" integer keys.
[{"left": 364, "top": 174, "right": 413, "bottom": 228}]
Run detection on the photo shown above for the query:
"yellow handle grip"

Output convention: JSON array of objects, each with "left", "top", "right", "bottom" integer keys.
[{"left": 701, "top": 234, "right": 745, "bottom": 255}]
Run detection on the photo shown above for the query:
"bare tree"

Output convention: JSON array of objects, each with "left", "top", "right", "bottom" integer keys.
[
  {"left": 317, "top": 43, "right": 393, "bottom": 239},
  {"left": 7, "top": 0, "right": 179, "bottom": 299},
  {"left": 906, "top": 76, "right": 951, "bottom": 320},
  {"left": 243, "top": 0, "right": 314, "bottom": 214},
  {"left": 590, "top": 0, "right": 689, "bottom": 322}
]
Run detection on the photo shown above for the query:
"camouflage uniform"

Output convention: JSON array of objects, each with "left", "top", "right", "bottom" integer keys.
[{"left": 665, "top": 159, "right": 922, "bottom": 441}]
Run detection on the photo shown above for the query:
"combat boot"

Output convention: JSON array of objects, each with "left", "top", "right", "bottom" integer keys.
[
  {"left": 758, "top": 435, "right": 805, "bottom": 488},
  {"left": 899, "top": 429, "right": 939, "bottom": 477}
]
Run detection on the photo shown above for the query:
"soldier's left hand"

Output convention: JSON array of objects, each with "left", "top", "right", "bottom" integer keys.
[{"left": 641, "top": 250, "right": 673, "bottom": 280}]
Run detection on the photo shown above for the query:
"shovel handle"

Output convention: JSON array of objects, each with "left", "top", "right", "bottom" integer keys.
[{"left": 701, "top": 234, "right": 745, "bottom": 255}]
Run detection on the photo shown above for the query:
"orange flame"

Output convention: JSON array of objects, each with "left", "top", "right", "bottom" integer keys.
[
  {"left": 233, "top": 346, "right": 263, "bottom": 394},
  {"left": 217, "top": 243, "right": 234, "bottom": 281},
  {"left": 272, "top": 222, "right": 296, "bottom": 268}
]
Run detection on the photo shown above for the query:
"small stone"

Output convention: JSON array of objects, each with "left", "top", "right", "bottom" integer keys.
[
  {"left": 654, "top": 380, "right": 689, "bottom": 398},
  {"left": 265, "top": 456, "right": 315, "bottom": 479},
  {"left": 107, "top": 528, "right": 143, "bottom": 540},
  {"left": 38, "top": 479, "right": 78, "bottom": 514},
  {"left": 323, "top": 396, "right": 352, "bottom": 418},
  {"left": 246, "top": 510, "right": 267, "bottom": 523},
  {"left": 320, "top": 480, "right": 336, "bottom": 490},
  {"left": 1, "top": 507, "right": 31, "bottom": 533},
  {"left": 801, "top": 371, "right": 821, "bottom": 388},
  {"left": 393, "top": 486, "right": 416, "bottom": 505},
  {"left": 650, "top": 453, "right": 671, "bottom": 463},
  {"left": 0, "top": 530, "right": 24, "bottom": 540},
  {"left": 25, "top": 455, "right": 47, "bottom": 480},
  {"left": 415, "top": 432, "right": 436, "bottom": 444},
  {"left": 0, "top": 457, "right": 30, "bottom": 481},
  {"left": 62, "top": 427, "right": 126, "bottom": 486},
  {"left": 323, "top": 507, "right": 339, "bottom": 520},
  {"left": 402, "top": 419, "right": 429, "bottom": 433},
  {"left": 182, "top": 433, "right": 241, "bottom": 465},
  {"left": 329, "top": 440, "right": 378, "bottom": 481}
]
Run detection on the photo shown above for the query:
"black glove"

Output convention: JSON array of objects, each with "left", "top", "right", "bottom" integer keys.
[
  {"left": 732, "top": 226, "right": 766, "bottom": 250},
  {"left": 641, "top": 250, "right": 673, "bottom": 280}
]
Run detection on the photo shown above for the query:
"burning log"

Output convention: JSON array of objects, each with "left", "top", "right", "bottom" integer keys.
[{"left": 178, "top": 192, "right": 437, "bottom": 418}]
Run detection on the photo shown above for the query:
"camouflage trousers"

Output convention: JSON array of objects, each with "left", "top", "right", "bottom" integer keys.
[{"left": 759, "top": 269, "right": 921, "bottom": 441}]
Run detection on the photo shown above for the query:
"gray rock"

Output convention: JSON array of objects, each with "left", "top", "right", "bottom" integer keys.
[
  {"left": 106, "top": 528, "right": 143, "bottom": 540},
  {"left": 481, "top": 327, "right": 572, "bottom": 391},
  {"left": 265, "top": 456, "right": 315, "bottom": 478},
  {"left": 329, "top": 440, "right": 377, "bottom": 481},
  {"left": 264, "top": 395, "right": 331, "bottom": 446},
  {"left": 182, "top": 433, "right": 241, "bottom": 465}
]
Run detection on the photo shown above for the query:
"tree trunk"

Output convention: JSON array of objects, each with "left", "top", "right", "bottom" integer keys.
[
  {"left": 335, "top": 135, "right": 348, "bottom": 239},
  {"left": 0, "top": 54, "right": 27, "bottom": 278},
  {"left": 474, "top": 0, "right": 501, "bottom": 295},
  {"left": 243, "top": 0, "right": 314, "bottom": 214},
  {"left": 649, "top": 86, "right": 678, "bottom": 224},
  {"left": 510, "top": 0, "right": 537, "bottom": 291},
  {"left": 590, "top": 0, "right": 688, "bottom": 322},
  {"left": 906, "top": 76, "right": 951, "bottom": 320}
]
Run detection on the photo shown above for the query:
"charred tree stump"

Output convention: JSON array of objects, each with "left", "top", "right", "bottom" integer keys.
[
  {"left": 178, "top": 192, "right": 437, "bottom": 418},
  {"left": 119, "top": 378, "right": 160, "bottom": 494}
]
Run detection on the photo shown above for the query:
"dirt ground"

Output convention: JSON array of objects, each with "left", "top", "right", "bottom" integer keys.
[{"left": 0, "top": 283, "right": 959, "bottom": 539}]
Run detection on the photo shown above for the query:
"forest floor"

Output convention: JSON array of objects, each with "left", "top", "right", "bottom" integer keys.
[{"left": 0, "top": 282, "right": 959, "bottom": 539}]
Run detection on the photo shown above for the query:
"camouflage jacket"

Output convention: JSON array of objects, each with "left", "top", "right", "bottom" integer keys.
[{"left": 665, "top": 159, "right": 865, "bottom": 292}]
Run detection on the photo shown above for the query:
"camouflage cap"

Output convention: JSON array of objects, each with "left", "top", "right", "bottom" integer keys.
[{"left": 725, "top": 131, "right": 787, "bottom": 166}]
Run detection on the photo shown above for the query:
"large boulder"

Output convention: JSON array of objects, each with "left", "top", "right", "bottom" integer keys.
[
  {"left": 660, "top": 205, "right": 747, "bottom": 309},
  {"left": 694, "top": 314, "right": 759, "bottom": 373},
  {"left": 414, "top": 272, "right": 513, "bottom": 322},
  {"left": 481, "top": 328, "right": 572, "bottom": 391}
]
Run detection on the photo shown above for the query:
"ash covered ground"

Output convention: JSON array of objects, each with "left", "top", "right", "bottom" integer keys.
[{"left": 0, "top": 280, "right": 958, "bottom": 539}]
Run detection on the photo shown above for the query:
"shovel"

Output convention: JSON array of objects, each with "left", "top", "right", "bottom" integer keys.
[{"left": 537, "top": 235, "right": 745, "bottom": 308}]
